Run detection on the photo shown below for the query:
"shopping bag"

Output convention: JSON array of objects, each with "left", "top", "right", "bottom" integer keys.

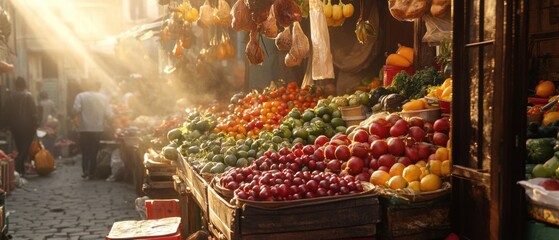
[
  {"left": 34, "top": 149, "right": 55, "bottom": 176},
  {"left": 28, "top": 138, "right": 43, "bottom": 158}
]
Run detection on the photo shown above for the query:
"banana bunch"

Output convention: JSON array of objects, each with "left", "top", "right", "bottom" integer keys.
[{"left": 355, "top": 19, "right": 376, "bottom": 44}]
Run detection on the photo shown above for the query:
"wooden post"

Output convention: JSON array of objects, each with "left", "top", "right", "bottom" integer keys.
[{"left": 414, "top": 18, "right": 437, "bottom": 70}]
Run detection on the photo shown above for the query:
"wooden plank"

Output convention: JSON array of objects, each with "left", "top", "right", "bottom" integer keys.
[
  {"left": 242, "top": 224, "right": 377, "bottom": 240},
  {"left": 242, "top": 195, "right": 378, "bottom": 216},
  {"left": 241, "top": 200, "right": 380, "bottom": 234},
  {"left": 208, "top": 187, "right": 240, "bottom": 240}
]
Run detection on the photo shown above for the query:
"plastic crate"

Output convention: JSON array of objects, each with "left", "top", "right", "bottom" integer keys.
[{"left": 145, "top": 199, "right": 181, "bottom": 220}]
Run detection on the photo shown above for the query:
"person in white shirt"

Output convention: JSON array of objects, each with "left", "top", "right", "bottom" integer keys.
[{"left": 73, "top": 80, "right": 113, "bottom": 180}]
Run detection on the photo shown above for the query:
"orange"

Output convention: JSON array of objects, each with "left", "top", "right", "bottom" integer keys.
[
  {"left": 408, "top": 181, "right": 421, "bottom": 193},
  {"left": 370, "top": 170, "right": 391, "bottom": 186},
  {"left": 415, "top": 160, "right": 427, "bottom": 168},
  {"left": 420, "top": 174, "right": 442, "bottom": 192},
  {"left": 435, "top": 148, "right": 449, "bottom": 161},
  {"left": 441, "top": 160, "right": 451, "bottom": 177},
  {"left": 428, "top": 160, "right": 442, "bottom": 176},
  {"left": 387, "top": 176, "right": 408, "bottom": 190},
  {"left": 389, "top": 163, "right": 406, "bottom": 177},
  {"left": 402, "top": 165, "right": 421, "bottom": 182},
  {"left": 536, "top": 80, "right": 556, "bottom": 98}
]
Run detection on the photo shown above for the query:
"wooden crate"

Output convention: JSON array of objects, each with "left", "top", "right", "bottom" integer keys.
[
  {"left": 182, "top": 162, "right": 209, "bottom": 220},
  {"left": 377, "top": 194, "right": 451, "bottom": 240},
  {"left": 208, "top": 187, "right": 381, "bottom": 240},
  {"left": 527, "top": 198, "right": 559, "bottom": 227}
]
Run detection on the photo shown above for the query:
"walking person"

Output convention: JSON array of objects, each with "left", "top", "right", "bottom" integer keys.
[
  {"left": 73, "top": 80, "right": 113, "bottom": 180},
  {"left": 5, "top": 77, "right": 39, "bottom": 175},
  {"left": 38, "top": 91, "right": 58, "bottom": 155}
]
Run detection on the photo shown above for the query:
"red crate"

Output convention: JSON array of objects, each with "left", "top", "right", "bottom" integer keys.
[{"left": 145, "top": 199, "right": 181, "bottom": 220}]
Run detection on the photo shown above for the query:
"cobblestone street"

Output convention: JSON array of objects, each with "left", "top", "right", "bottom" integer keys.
[{"left": 6, "top": 156, "right": 140, "bottom": 240}]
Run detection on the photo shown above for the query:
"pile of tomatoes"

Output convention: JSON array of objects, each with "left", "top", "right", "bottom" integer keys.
[{"left": 214, "top": 82, "right": 322, "bottom": 139}]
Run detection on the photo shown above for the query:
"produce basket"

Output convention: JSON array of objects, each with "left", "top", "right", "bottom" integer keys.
[
  {"left": 399, "top": 108, "right": 442, "bottom": 123},
  {"left": 519, "top": 178, "right": 559, "bottom": 226},
  {"left": 377, "top": 182, "right": 452, "bottom": 204},
  {"left": 207, "top": 185, "right": 381, "bottom": 240}
]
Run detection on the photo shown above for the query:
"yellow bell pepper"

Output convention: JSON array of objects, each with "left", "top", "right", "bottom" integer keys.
[{"left": 543, "top": 111, "right": 559, "bottom": 126}]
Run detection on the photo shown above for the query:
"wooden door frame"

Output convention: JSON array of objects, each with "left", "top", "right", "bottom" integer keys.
[{"left": 451, "top": 0, "right": 527, "bottom": 239}]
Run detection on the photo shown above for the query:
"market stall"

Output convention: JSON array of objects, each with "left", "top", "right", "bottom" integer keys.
[{"left": 106, "top": 0, "right": 559, "bottom": 239}]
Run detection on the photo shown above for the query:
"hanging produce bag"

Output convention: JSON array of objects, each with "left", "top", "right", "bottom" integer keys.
[
  {"left": 422, "top": 14, "right": 451, "bottom": 45},
  {"left": 309, "top": 0, "right": 334, "bottom": 80}
]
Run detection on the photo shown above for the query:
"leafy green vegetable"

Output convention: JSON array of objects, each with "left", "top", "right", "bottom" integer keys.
[{"left": 390, "top": 67, "right": 445, "bottom": 99}]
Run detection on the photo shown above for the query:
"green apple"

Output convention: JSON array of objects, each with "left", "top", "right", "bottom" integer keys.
[{"left": 533, "top": 164, "right": 551, "bottom": 178}]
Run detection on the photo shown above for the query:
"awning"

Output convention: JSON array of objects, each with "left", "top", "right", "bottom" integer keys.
[{"left": 89, "top": 19, "right": 163, "bottom": 56}]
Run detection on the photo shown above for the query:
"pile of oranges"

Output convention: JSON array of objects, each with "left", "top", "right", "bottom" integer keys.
[
  {"left": 370, "top": 147, "right": 451, "bottom": 193},
  {"left": 214, "top": 82, "right": 322, "bottom": 139}
]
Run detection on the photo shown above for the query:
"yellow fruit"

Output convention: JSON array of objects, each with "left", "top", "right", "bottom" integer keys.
[
  {"left": 428, "top": 160, "right": 442, "bottom": 176},
  {"left": 402, "top": 165, "right": 421, "bottom": 182},
  {"left": 402, "top": 99, "right": 424, "bottom": 111},
  {"left": 332, "top": 4, "right": 343, "bottom": 21},
  {"left": 396, "top": 44, "right": 414, "bottom": 64},
  {"left": 435, "top": 148, "right": 449, "bottom": 161},
  {"left": 441, "top": 160, "right": 451, "bottom": 177},
  {"left": 408, "top": 181, "right": 421, "bottom": 193},
  {"left": 370, "top": 170, "right": 391, "bottom": 186},
  {"left": 386, "top": 54, "right": 412, "bottom": 68},
  {"left": 388, "top": 176, "right": 408, "bottom": 190},
  {"left": 441, "top": 86, "right": 452, "bottom": 100},
  {"left": 441, "top": 78, "right": 452, "bottom": 88},
  {"left": 536, "top": 80, "right": 556, "bottom": 98},
  {"left": 389, "top": 163, "right": 406, "bottom": 177},
  {"left": 342, "top": 3, "right": 354, "bottom": 18},
  {"left": 419, "top": 166, "right": 428, "bottom": 179},
  {"left": 420, "top": 174, "right": 442, "bottom": 192},
  {"left": 324, "top": 0, "right": 333, "bottom": 18},
  {"left": 543, "top": 112, "right": 559, "bottom": 126},
  {"left": 415, "top": 160, "right": 427, "bottom": 168}
]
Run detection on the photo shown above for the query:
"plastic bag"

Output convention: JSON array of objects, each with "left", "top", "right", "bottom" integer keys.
[
  {"left": 309, "top": 0, "right": 334, "bottom": 80},
  {"left": 34, "top": 148, "right": 55, "bottom": 176},
  {"left": 422, "top": 14, "right": 451, "bottom": 45},
  {"left": 388, "top": 0, "right": 428, "bottom": 21},
  {"left": 214, "top": 0, "right": 232, "bottom": 26},
  {"left": 231, "top": 0, "right": 255, "bottom": 32},
  {"left": 197, "top": 0, "right": 214, "bottom": 28},
  {"left": 261, "top": 8, "right": 279, "bottom": 39},
  {"left": 246, "top": 30, "right": 265, "bottom": 64},
  {"left": 106, "top": 148, "right": 124, "bottom": 182},
  {"left": 274, "top": 0, "right": 302, "bottom": 27},
  {"left": 275, "top": 27, "right": 292, "bottom": 52},
  {"left": 135, "top": 196, "right": 150, "bottom": 220},
  {"left": 289, "top": 21, "right": 309, "bottom": 60}
]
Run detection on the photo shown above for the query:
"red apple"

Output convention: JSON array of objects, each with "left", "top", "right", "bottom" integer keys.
[
  {"left": 386, "top": 114, "right": 402, "bottom": 126},
  {"left": 538, "top": 179, "right": 559, "bottom": 191},
  {"left": 404, "top": 146, "right": 419, "bottom": 163},
  {"left": 314, "top": 135, "right": 330, "bottom": 146},
  {"left": 335, "top": 145, "right": 351, "bottom": 161},
  {"left": 369, "top": 122, "right": 389, "bottom": 138},
  {"left": 415, "top": 143, "right": 431, "bottom": 160},
  {"left": 387, "top": 137, "right": 405, "bottom": 156},
  {"left": 324, "top": 145, "right": 337, "bottom": 159},
  {"left": 397, "top": 156, "right": 412, "bottom": 166},
  {"left": 369, "top": 158, "right": 379, "bottom": 170},
  {"left": 423, "top": 122, "right": 434, "bottom": 133},
  {"left": 331, "top": 134, "right": 350, "bottom": 146},
  {"left": 326, "top": 159, "right": 342, "bottom": 172},
  {"left": 390, "top": 119, "right": 409, "bottom": 137},
  {"left": 368, "top": 134, "right": 381, "bottom": 143},
  {"left": 409, "top": 117, "right": 425, "bottom": 127},
  {"left": 350, "top": 142, "right": 370, "bottom": 158},
  {"left": 432, "top": 132, "right": 449, "bottom": 147},
  {"left": 378, "top": 166, "right": 390, "bottom": 173},
  {"left": 372, "top": 117, "right": 389, "bottom": 126},
  {"left": 370, "top": 140, "right": 388, "bottom": 158},
  {"left": 433, "top": 118, "right": 451, "bottom": 134},
  {"left": 355, "top": 172, "right": 371, "bottom": 182},
  {"left": 408, "top": 126, "right": 427, "bottom": 142},
  {"left": 378, "top": 154, "right": 396, "bottom": 168},
  {"left": 346, "top": 156, "right": 365, "bottom": 175},
  {"left": 352, "top": 129, "right": 370, "bottom": 143}
]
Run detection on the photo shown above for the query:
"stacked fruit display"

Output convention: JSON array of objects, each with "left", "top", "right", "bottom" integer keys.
[{"left": 214, "top": 82, "right": 322, "bottom": 139}]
